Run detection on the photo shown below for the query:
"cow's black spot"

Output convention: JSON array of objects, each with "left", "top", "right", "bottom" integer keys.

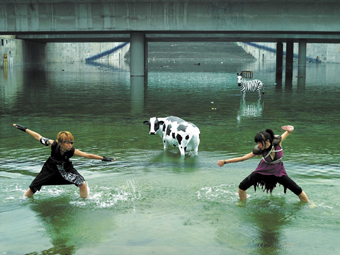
[
  {"left": 185, "top": 135, "right": 189, "bottom": 140},
  {"left": 173, "top": 144, "right": 176, "bottom": 147},
  {"left": 167, "top": 116, "right": 184, "bottom": 124},
  {"left": 163, "top": 125, "right": 166, "bottom": 132},
  {"left": 166, "top": 124, "right": 172, "bottom": 136},
  {"left": 184, "top": 147, "right": 187, "bottom": 152},
  {"left": 172, "top": 133, "right": 175, "bottom": 139},
  {"left": 176, "top": 134, "right": 183, "bottom": 145},
  {"left": 177, "top": 124, "right": 187, "bottom": 132}
]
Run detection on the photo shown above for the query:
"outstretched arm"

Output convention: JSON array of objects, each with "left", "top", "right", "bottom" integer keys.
[
  {"left": 13, "top": 124, "right": 54, "bottom": 146},
  {"left": 74, "top": 149, "right": 115, "bottom": 161},
  {"left": 217, "top": 152, "right": 256, "bottom": 167},
  {"left": 280, "top": 125, "right": 294, "bottom": 144}
]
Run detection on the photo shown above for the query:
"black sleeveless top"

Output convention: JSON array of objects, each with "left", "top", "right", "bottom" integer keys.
[{"left": 51, "top": 141, "right": 75, "bottom": 163}]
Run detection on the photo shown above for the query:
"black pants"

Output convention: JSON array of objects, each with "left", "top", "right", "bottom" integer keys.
[
  {"left": 239, "top": 172, "right": 303, "bottom": 196},
  {"left": 29, "top": 158, "right": 85, "bottom": 193}
]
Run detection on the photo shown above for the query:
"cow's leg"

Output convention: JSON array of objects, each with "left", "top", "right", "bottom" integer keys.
[
  {"left": 176, "top": 134, "right": 186, "bottom": 156},
  {"left": 193, "top": 135, "right": 200, "bottom": 155},
  {"left": 189, "top": 134, "right": 199, "bottom": 156},
  {"left": 163, "top": 135, "right": 168, "bottom": 150},
  {"left": 179, "top": 147, "right": 186, "bottom": 156}
]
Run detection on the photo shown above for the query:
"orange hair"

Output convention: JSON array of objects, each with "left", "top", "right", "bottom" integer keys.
[{"left": 56, "top": 131, "right": 74, "bottom": 144}]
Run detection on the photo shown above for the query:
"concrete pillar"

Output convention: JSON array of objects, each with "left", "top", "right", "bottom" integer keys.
[
  {"left": 130, "top": 76, "right": 145, "bottom": 114},
  {"left": 285, "top": 41, "right": 294, "bottom": 80},
  {"left": 297, "top": 77, "right": 306, "bottom": 92},
  {"left": 130, "top": 32, "right": 145, "bottom": 77},
  {"left": 276, "top": 42, "right": 283, "bottom": 81},
  {"left": 298, "top": 40, "right": 307, "bottom": 78},
  {"left": 144, "top": 39, "right": 148, "bottom": 79}
]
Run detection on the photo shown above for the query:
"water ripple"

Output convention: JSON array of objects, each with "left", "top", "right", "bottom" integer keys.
[
  {"left": 196, "top": 184, "right": 239, "bottom": 204},
  {"left": 70, "top": 180, "right": 142, "bottom": 210}
]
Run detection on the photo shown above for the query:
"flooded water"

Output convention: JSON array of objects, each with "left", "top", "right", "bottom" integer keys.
[{"left": 1, "top": 57, "right": 340, "bottom": 255}]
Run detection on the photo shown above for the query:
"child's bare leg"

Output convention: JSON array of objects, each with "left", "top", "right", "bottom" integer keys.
[
  {"left": 238, "top": 188, "right": 247, "bottom": 200},
  {"left": 79, "top": 182, "right": 88, "bottom": 198},
  {"left": 298, "top": 191, "right": 309, "bottom": 202},
  {"left": 24, "top": 188, "right": 34, "bottom": 198}
]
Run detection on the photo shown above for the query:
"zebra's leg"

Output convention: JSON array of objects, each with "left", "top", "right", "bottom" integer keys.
[{"left": 257, "top": 89, "right": 261, "bottom": 99}]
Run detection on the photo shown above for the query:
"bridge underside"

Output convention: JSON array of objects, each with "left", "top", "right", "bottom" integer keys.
[
  {"left": 1, "top": 0, "right": 340, "bottom": 44},
  {"left": 1, "top": 0, "right": 339, "bottom": 78},
  {"left": 10, "top": 31, "right": 340, "bottom": 44}
]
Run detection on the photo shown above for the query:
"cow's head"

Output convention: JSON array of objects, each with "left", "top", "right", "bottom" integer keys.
[
  {"left": 237, "top": 73, "right": 243, "bottom": 86},
  {"left": 143, "top": 117, "right": 164, "bottom": 135}
]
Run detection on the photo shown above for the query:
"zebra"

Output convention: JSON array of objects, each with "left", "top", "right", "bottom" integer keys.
[{"left": 237, "top": 73, "right": 264, "bottom": 99}]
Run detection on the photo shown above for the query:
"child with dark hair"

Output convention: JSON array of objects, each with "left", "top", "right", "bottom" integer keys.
[
  {"left": 217, "top": 125, "right": 309, "bottom": 202},
  {"left": 13, "top": 124, "right": 115, "bottom": 198}
]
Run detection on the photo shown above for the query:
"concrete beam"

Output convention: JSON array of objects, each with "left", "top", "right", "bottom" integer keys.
[
  {"left": 16, "top": 33, "right": 130, "bottom": 43},
  {"left": 14, "top": 32, "right": 340, "bottom": 44},
  {"left": 1, "top": 1, "right": 340, "bottom": 35}
]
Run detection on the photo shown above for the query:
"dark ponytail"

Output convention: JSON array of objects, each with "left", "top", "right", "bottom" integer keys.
[
  {"left": 254, "top": 129, "right": 274, "bottom": 144},
  {"left": 265, "top": 129, "right": 274, "bottom": 141}
]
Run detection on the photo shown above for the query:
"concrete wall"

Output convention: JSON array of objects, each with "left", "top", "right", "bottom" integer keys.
[
  {"left": 1, "top": 36, "right": 23, "bottom": 67},
  {"left": 0, "top": 37, "right": 130, "bottom": 67},
  {"left": 1, "top": 37, "right": 47, "bottom": 67},
  {"left": 1, "top": 1, "right": 340, "bottom": 35},
  {"left": 46, "top": 42, "right": 130, "bottom": 63},
  {"left": 238, "top": 42, "right": 340, "bottom": 63}
]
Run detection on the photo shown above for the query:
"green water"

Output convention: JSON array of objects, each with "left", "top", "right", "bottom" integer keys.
[{"left": 0, "top": 60, "right": 339, "bottom": 255}]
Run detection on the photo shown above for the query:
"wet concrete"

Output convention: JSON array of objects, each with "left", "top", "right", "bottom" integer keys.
[{"left": 148, "top": 42, "right": 255, "bottom": 61}]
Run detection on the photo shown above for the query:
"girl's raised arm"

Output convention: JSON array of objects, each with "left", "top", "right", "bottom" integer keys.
[
  {"left": 280, "top": 125, "right": 294, "bottom": 144},
  {"left": 13, "top": 124, "right": 54, "bottom": 146}
]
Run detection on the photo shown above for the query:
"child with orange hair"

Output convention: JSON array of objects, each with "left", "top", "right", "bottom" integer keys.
[{"left": 13, "top": 124, "right": 115, "bottom": 198}]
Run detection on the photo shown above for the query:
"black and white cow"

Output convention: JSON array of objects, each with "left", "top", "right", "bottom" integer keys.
[{"left": 143, "top": 116, "right": 200, "bottom": 156}]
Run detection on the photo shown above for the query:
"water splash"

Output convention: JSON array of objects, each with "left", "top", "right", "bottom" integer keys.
[
  {"left": 70, "top": 180, "right": 142, "bottom": 209},
  {"left": 196, "top": 184, "right": 239, "bottom": 203}
]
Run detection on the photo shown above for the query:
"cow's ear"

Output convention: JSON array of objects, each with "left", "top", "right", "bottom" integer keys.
[{"left": 143, "top": 121, "right": 150, "bottom": 125}]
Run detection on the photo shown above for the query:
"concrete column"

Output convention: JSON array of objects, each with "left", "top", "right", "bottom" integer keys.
[
  {"left": 298, "top": 40, "right": 307, "bottom": 78},
  {"left": 276, "top": 42, "right": 283, "bottom": 81},
  {"left": 144, "top": 39, "right": 148, "bottom": 79},
  {"left": 130, "top": 32, "right": 145, "bottom": 77},
  {"left": 130, "top": 76, "right": 145, "bottom": 114},
  {"left": 285, "top": 41, "right": 294, "bottom": 80}
]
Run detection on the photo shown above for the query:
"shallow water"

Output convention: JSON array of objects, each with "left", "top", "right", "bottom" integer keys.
[{"left": 0, "top": 59, "right": 340, "bottom": 255}]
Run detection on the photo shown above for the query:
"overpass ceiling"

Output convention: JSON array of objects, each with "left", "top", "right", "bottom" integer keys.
[
  {"left": 16, "top": 32, "right": 340, "bottom": 44},
  {"left": 2, "top": 0, "right": 339, "bottom": 3}
]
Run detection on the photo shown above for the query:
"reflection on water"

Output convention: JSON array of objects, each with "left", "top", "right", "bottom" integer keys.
[
  {"left": 1, "top": 60, "right": 340, "bottom": 254},
  {"left": 237, "top": 98, "right": 264, "bottom": 125},
  {"left": 28, "top": 197, "right": 116, "bottom": 255},
  {"left": 130, "top": 76, "right": 146, "bottom": 115},
  {"left": 241, "top": 199, "right": 296, "bottom": 255}
]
